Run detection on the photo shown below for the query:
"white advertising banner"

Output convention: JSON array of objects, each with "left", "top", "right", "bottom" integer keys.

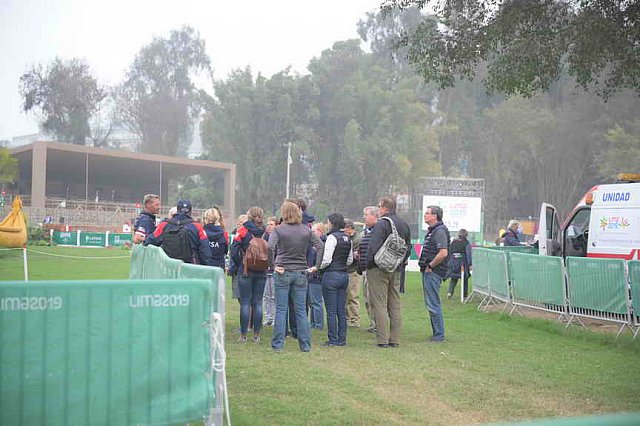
[{"left": 422, "top": 196, "right": 482, "bottom": 232}]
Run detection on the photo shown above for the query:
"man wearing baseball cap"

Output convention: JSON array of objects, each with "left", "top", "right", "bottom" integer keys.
[{"left": 146, "top": 199, "right": 214, "bottom": 266}]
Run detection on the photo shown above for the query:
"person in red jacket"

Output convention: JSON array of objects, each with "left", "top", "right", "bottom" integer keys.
[{"left": 146, "top": 199, "right": 214, "bottom": 266}]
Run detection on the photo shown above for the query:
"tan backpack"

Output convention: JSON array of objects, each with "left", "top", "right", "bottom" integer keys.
[{"left": 243, "top": 234, "right": 269, "bottom": 275}]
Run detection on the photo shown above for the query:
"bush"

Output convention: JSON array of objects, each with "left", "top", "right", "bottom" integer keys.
[{"left": 27, "top": 225, "right": 50, "bottom": 245}]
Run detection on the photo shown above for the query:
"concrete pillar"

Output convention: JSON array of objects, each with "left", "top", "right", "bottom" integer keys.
[
  {"left": 224, "top": 165, "right": 236, "bottom": 221},
  {"left": 31, "top": 142, "right": 47, "bottom": 209}
]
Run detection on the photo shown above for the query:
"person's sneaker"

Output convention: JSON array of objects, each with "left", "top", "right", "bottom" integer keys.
[
  {"left": 367, "top": 326, "right": 377, "bottom": 333},
  {"left": 272, "top": 348, "right": 283, "bottom": 353},
  {"left": 427, "top": 336, "right": 445, "bottom": 344},
  {"left": 447, "top": 292, "right": 453, "bottom": 300},
  {"left": 252, "top": 336, "right": 261, "bottom": 343},
  {"left": 238, "top": 336, "right": 247, "bottom": 343},
  {"left": 388, "top": 343, "right": 399, "bottom": 348},
  {"left": 263, "top": 320, "right": 273, "bottom": 326},
  {"left": 321, "top": 341, "right": 337, "bottom": 347},
  {"left": 377, "top": 343, "right": 389, "bottom": 348}
]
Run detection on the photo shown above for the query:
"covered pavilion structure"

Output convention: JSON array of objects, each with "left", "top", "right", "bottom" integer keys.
[{"left": 8, "top": 141, "right": 236, "bottom": 227}]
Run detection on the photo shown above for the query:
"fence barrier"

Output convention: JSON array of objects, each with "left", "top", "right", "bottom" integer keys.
[
  {"left": 0, "top": 278, "right": 220, "bottom": 425},
  {"left": 509, "top": 253, "right": 567, "bottom": 317},
  {"left": 129, "top": 244, "right": 228, "bottom": 424},
  {"left": 628, "top": 261, "right": 640, "bottom": 338},
  {"left": 470, "top": 248, "right": 637, "bottom": 338},
  {"left": 468, "top": 248, "right": 491, "bottom": 307},
  {"left": 487, "top": 250, "right": 510, "bottom": 305},
  {"left": 565, "top": 257, "right": 630, "bottom": 334}
]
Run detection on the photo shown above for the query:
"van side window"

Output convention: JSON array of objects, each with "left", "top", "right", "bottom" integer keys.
[{"left": 564, "top": 208, "right": 591, "bottom": 257}]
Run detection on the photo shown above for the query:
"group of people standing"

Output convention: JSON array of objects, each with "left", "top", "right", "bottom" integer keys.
[{"left": 133, "top": 193, "right": 474, "bottom": 352}]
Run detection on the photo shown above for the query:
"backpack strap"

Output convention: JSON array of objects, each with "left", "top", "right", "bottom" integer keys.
[{"left": 381, "top": 216, "right": 399, "bottom": 236}]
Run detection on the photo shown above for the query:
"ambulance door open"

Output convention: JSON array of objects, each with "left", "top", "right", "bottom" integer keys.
[{"left": 538, "top": 203, "right": 561, "bottom": 256}]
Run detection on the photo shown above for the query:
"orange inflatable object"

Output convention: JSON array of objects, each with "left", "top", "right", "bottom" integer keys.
[{"left": 0, "top": 196, "right": 28, "bottom": 248}]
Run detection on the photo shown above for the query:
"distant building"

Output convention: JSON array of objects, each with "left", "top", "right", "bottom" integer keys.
[{"left": 7, "top": 141, "right": 237, "bottom": 229}]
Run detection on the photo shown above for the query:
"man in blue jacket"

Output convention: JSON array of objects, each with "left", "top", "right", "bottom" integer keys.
[{"left": 146, "top": 199, "right": 214, "bottom": 266}]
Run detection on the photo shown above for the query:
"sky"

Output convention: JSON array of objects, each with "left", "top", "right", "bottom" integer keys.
[{"left": 0, "top": 0, "right": 382, "bottom": 141}]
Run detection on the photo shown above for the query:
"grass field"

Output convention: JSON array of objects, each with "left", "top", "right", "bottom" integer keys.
[{"left": 2, "top": 246, "right": 639, "bottom": 425}]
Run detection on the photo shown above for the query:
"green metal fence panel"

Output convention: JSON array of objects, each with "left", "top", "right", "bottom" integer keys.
[
  {"left": 487, "top": 250, "right": 510, "bottom": 301},
  {"left": 178, "top": 263, "right": 225, "bottom": 313},
  {"left": 565, "top": 257, "right": 628, "bottom": 315},
  {"left": 509, "top": 253, "right": 565, "bottom": 305},
  {"left": 471, "top": 248, "right": 491, "bottom": 295},
  {"left": 52, "top": 231, "right": 77, "bottom": 246},
  {"left": 108, "top": 233, "right": 132, "bottom": 247},
  {"left": 0, "top": 279, "right": 214, "bottom": 425},
  {"left": 129, "top": 244, "right": 146, "bottom": 279},
  {"left": 142, "top": 244, "right": 182, "bottom": 279},
  {"left": 628, "top": 261, "right": 640, "bottom": 325}
]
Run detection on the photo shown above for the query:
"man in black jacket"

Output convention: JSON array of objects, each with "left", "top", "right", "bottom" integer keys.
[
  {"left": 365, "top": 196, "right": 411, "bottom": 348},
  {"left": 418, "top": 205, "right": 450, "bottom": 343}
]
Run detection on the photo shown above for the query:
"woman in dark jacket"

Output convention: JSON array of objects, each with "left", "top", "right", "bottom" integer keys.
[
  {"left": 203, "top": 207, "right": 228, "bottom": 269},
  {"left": 320, "top": 213, "right": 353, "bottom": 347},
  {"left": 230, "top": 207, "right": 267, "bottom": 343},
  {"left": 308, "top": 222, "right": 327, "bottom": 329},
  {"left": 447, "top": 229, "right": 472, "bottom": 299}
]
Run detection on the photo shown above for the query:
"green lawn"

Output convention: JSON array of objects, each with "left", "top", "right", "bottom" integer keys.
[
  {"left": 1, "top": 246, "right": 638, "bottom": 425},
  {"left": 225, "top": 274, "right": 640, "bottom": 425},
  {"left": 0, "top": 245, "right": 131, "bottom": 280}
]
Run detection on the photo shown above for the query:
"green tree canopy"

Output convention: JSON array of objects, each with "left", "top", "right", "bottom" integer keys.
[
  {"left": 0, "top": 148, "right": 18, "bottom": 185},
  {"left": 117, "top": 26, "right": 211, "bottom": 156},
  {"left": 383, "top": 0, "right": 640, "bottom": 98},
  {"left": 19, "top": 58, "right": 105, "bottom": 144}
]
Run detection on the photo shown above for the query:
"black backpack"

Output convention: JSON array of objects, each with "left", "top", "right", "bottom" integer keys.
[{"left": 161, "top": 218, "right": 194, "bottom": 263}]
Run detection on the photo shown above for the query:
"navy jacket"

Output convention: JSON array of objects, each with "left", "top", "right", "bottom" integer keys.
[
  {"left": 146, "top": 213, "right": 214, "bottom": 266},
  {"left": 230, "top": 220, "right": 266, "bottom": 275},
  {"left": 365, "top": 212, "right": 411, "bottom": 271},
  {"left": 503, "top": 229, "right": 520, "bottom": 246},
  {"left": 133, "top": 211, "right": 156, "bottom": 243},
  {"left": 204, "top": 224, "right": 229, "bottom": 269}
]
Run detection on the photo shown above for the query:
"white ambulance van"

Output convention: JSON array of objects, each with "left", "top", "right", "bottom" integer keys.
[{"left": 538, "top": 175, "right": 640, "bottom": 259}]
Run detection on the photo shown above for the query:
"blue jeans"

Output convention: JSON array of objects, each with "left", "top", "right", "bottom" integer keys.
[
  {"left": 308, "top": 281, "right": 324, "bottom": 329},
  {"left": 271, "top": 271, "right": 311, "bottom": 351},
  {"left": 239, "top": 272, "right": 266, "bottom": 335},
  {"left": 322, "top": 271, "right": 349, "bottom": 345},
  {"left": 422, "top": 271, "right": 445, "bottom": 340}
]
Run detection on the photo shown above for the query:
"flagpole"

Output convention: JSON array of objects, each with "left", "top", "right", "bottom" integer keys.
[{"left": 285, "top": 142, "right": 292, "bottom": 199}]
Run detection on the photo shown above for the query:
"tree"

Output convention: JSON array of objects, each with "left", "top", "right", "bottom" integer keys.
[
  {"left": 383, "top": 1, "right": 640, "bottom": 98},
  {"left": 0, "top": 148, "right": 18, "bottom": 185},
  {"left": 306, "top": 40, "right": 440, "bottom": 215},
  {"left": 117, "top": 26, "right": 211, "bottom": 156},
  {"left": 19, "top": 58, "right": 105, "bottom": 144},
  {"left": 598, "top": 122, "right": 640, "bottom": 178},
  {"left": 200, "top": 67, "right": 308, "bottom": 212}
]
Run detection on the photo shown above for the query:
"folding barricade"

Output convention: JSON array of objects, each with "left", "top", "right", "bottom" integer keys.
[
  {"left": 130, "top": 244, "right": 228, "bottom": 425},
  {"left": 486, "top": 249, "right": 510, "bottom": 309},
  {"left": 0, "top": 278, "right": 220, "bottom": 425},
  {"left": 467, "top": 248, "right": 510, "bottom": 310},
  {"left": 565, "top": 257, "right": 631, "bottom": 336},
  {"left": 508, "top": 252, "right": 568, "bottom": 319},
  {"left": 627, "top": 261, "right": 640, "bottom": 339},
  {"left": 467, "top": 248, "right": 490, "bottom": 307}
]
